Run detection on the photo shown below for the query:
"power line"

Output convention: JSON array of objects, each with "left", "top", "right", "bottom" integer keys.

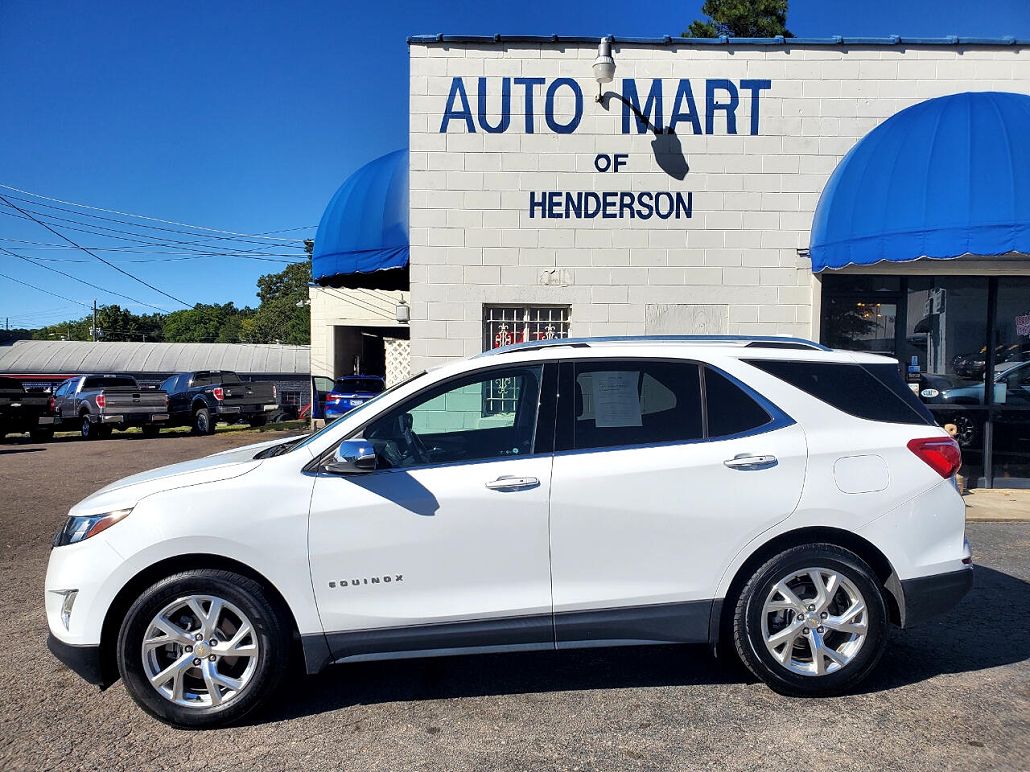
[
  {"left": 0, "top": 205, "right": 307, "bottom": 257},
  {"left": 320, "top": 286, "right": 396, "bottom": 322},
  {"left": 0, "top": 193, "right": 192, "bottom": 308},
  {"left": 24, "top": 252, "right": 304, "bottom": 264},
  {"left": 0, "top": 192, "right": 304, "bottom": 249},
  {"left": 0, "top": 236, "right": 309, "bottom": 260},
  {"left": 0, "top": 183, "right": 313, "bottom": 244},
  {"left": 0, "top": 245, "right": 166, "bottom": 311},
  {"left": 0, "top": 271, "right": 91, "bottom": 308}
]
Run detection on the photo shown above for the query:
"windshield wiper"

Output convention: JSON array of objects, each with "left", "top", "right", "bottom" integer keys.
[{"left": 255, "top": 435, "right": 308, "bottom": 459}]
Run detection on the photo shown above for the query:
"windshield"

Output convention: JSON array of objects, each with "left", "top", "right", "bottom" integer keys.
[{"left": 265, "top": 370, "right": 428, "bottom": 457}]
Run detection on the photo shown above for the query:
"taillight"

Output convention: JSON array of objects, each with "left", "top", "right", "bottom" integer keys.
[
  {"left": 48, "top": 396, "right": 56, "bottom": 413},
  {"left": 95, "top": 394, "right": 106, "bottom": 409},
  {"left": 907, "top": 437, "right": 962, "bottom": 478},
  {"left": 212, "top": 387, "right": 224, "bottom": 401},
  {"left": 272, "top": 385, "right": 277, "bottom": 400},
  {"left": 326, "top": 394, "right": 340, "bottom": 403}
]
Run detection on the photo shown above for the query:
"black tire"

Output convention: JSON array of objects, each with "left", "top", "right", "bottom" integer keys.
[
  {"left": 141, "top": 424, "right": 161, "bottom": 438},
  {"left": 948, "top": 413, "right": 981, "bottom": 450},
  {"left": 116, "top": 569, "right": 291, "bottom": 729},
  {"left": 732, "top": 544, "right": 888, "bottom": 697},
  {"left": 248, "top": 416, "right": 268, "bottom": 428},
  {"left": 192, "top": 407, "right": 216, "bottom": 435},
  {"left": 80, "top": 415, "right": 96, "bottom": 440},
  {"left": 30, "top": 428, "right": 54, "bottom": 443}
]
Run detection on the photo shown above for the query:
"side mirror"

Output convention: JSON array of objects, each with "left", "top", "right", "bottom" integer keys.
[{"left": 323, "top": 439, "right": 377, "bottom": 475}]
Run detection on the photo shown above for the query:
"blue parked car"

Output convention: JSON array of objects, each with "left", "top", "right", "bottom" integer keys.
[{"left": 324, "top": 375, "right": 386, "bottom": 422}]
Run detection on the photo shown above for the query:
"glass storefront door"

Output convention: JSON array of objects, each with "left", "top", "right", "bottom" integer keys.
[
  {"left": 821, "top": 273, "right": 1028, "bottom": 489},
  {"left": 990, "top": 277, "right": 1030, "bottom": 484}
]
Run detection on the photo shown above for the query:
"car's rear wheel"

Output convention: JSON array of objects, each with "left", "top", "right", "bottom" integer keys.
[
  {"left": 733, "top": 544, "right": 888, "bottom": 696},
  {"left": 192, "top": 407, "right": 215, "bottom": 435},
  {"left": 80, "top": 415, "right": 95, "bottom": 440},
  {"left": 117, "top": 569, "right": 290, "bottom": 729}
]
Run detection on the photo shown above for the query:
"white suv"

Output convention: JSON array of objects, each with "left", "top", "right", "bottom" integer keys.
[{"left": 45, "top": 336, "right": 972, "bottom": 728}]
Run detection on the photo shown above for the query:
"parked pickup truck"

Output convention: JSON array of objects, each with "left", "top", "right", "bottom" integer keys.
[
  {"left": 160, "top": 370, "right": 278, "bottom": 434},
  {"left": 53, "top": 374, "right": 169, "bottom": 440},
  {"left": 0, "top": 376, "right": 57, "bottom": 441}
]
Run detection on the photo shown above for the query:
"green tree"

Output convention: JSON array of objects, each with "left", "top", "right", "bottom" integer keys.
[
  {"left": 33, "top": 315, "right": 91, "bottom": 341},
  {"left": 244, "top": 248, "right": 311, "bottom": 346},
  {"left": 686, "top": 0, "right": 793, "bottom": 38},
  {"left": 163, "top": 303, "right": 243, "bottom": 343}
]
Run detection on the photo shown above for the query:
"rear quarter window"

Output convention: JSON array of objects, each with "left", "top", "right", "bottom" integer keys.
[
  {"left": 704, "top": 367, "right": 773, "bottom": 437},
  {"left": 746, "top": 360, "right": 935, "bottom": 426}
]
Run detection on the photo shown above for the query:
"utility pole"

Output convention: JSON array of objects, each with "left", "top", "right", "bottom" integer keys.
[{"left": 92, "top": 299, "right": 98, "bottom": 342}]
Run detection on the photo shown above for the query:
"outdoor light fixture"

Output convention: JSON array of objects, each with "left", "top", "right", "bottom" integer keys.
[
  {"left": 592, "top": 36, "right": 615, "bottom": 102},
  {"left": 395, "top": 296, "right": 410, "bottom": 324}
]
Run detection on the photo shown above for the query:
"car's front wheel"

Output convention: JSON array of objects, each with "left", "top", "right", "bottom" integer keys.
[
  {"left": 117, "top": 570, "right": 290, "bottom": 728},
  {"left": 733, "top": 544, "right": 888, "bottom": 697}
]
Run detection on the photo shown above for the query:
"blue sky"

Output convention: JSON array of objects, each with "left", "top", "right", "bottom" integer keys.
[{"left": 1, "top": 0, "right": 1029, "bottom": 329}]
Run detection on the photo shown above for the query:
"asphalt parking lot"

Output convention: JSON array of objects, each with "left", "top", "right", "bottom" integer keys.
[{"left": 1, "top": 432, "right": 1028, "bottom": 771}]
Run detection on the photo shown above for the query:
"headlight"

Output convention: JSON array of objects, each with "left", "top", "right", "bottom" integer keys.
[{"left": 54, "top": 508, "right": 133, "bottom": 547}]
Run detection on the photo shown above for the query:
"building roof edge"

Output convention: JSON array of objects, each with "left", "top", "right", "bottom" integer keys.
[{"left": 406, "top": 33, "right": 1026, "bottom": 47}]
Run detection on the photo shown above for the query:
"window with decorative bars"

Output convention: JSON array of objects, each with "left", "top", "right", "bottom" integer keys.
[
  {"left": 483, "top": 305, "right": 571, "bottom": 352},
  {"left": 482, "top": 305, "right": 570, "bottom": 415}
]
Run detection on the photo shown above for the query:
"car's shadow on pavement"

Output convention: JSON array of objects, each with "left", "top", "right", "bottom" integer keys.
[
  {"left": 858, "top": 564, "right": 1030, "bottom": 694},
  {"left": 256, "top": 565, "right": 1028, "bottom": 724}
]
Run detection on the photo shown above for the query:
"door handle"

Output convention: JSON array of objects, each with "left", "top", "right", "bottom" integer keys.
[
  {"left": 724, "top": 454, "right": 778, "bottom": 470},
  {"left": 485, "top": 475, "right": 540, "bottom": 491}
]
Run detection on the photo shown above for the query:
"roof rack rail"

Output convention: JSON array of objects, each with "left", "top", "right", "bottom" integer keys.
[{"left": 478, "top": 335, "right": 830, "bottom": 356}]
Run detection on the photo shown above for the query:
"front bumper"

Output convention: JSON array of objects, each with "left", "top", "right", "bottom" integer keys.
[
  {"left": 900, "top": 566, "right": 974, "bottom": 626},
  {"left": 47, "top": 634, "right": 110, "bottom": 688}
]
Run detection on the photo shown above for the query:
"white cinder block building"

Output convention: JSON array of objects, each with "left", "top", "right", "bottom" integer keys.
[{"left": 311, "top": 34, "right": 1030, "bottom": 486}]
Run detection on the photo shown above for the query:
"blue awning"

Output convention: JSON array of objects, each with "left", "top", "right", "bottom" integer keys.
[
  {"left": 313, "top": 148, "right": 408, "bottom": 289},
  {"left": 810, "top": 92, "right": 1030, "bottom": 272}
]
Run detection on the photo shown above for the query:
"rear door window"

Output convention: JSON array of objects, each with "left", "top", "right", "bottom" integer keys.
[
  {"left": 562, "top": 360, "right": 704, "bottom": 451},
  {"left": 746, "top": 360, "right": 935, "bottom": 426},
  {"left": 191, "top": 372, "right": 220, "bottom": 387}
]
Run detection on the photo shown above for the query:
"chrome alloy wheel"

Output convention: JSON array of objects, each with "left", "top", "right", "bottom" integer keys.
[
  {"left": 760, "top": 568, "right": 868, "bottom": 677},
  {"left": 141, "top": 595, "right": 259, "bottom": 708}
]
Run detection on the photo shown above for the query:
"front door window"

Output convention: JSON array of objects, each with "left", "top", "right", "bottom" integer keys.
[{"left": 364, "top": 366, "right": 543, "bottom": 468}]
